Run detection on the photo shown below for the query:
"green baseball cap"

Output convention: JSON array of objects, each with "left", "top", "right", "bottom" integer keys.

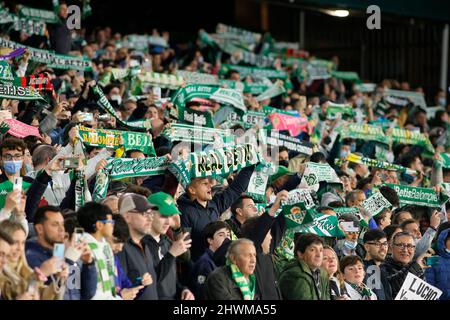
[
  {"left": 269, "top": 165, "right": 295, "bottom": 183},
  {"left": 147, "top": 192, "right": 180, "bottom": 216}
]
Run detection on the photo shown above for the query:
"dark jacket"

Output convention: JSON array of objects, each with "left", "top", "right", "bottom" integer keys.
[
  {"left": 425, "top": 228, "right": 450, "bottom": 300},
  {"left": 25, "top": 240, "right": 97, "bottom": 300},
  {"left": 178, "top": 165, "right": 254, "bottom": 261},
  {"left": 279, "top": 259, "right": 331, "bottom": 300},
  {"left": 204, "top": 265, "right": 259, "bottom": 300},
  {"left": 47, "top": 18, "right": 72, "bottom": 54},
  {"left": 117, "top": 238, "right": 158, "bottom": 300},
  {"left": 190, "top": 248, "right": 217, "bottom": 300},
  {"left": 363, "top": 260, "right": 393, "bottom": 300},
  {"left": 225, "top": 215, "right": 242, "bottom": 240},
  {"left": 380, "top": 255, "right": 424, "bottom": 299},
  {"left": 142, "top": 234, "right": 185, "bottom": 300}
]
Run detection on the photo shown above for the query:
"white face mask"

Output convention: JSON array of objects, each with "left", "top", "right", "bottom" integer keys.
[{"left": 269, "top": 194, "right": 276, "bottom": 204}]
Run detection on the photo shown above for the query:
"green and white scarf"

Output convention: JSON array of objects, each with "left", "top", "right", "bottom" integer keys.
[
  {"left": 389, "top": 128, "right": 435, "bottom": 155},
  {"left": 330, "top": 71, "right": 361, "bottom": 83},
  {"left": 246, "top": 162, "right": 273, "bottom": 203},
  {"left": 0, "top": 7, "right": 46, "bottom": 36},
  {"left": 0, "top": 38, "right": 92, "bottom": 71},
  {"left": 177, "top": 106, "right": 214, "bottom": 128},
  {"left": 383, "top": 183, "right": 449, "bottom": 208},
  {"left": 92, "top": 85, "right": 151, "bottom": 131},
  {"left": 326, "top": 102, "right": 355, "bottom": 118},
  {"left": 216, "top": 23, "right": 261, "bottom": 44},
  {"left": 354, "top": 83, "right": 376, "bottom": 93},
  {"left": 0, "top": 83, "right": 45, "bottom": 101},
  {"left": 336, "top": 153, "right": 416, "bottom": 175},
  {"left": 383, "top": 89, "right": 426, "bottom": 109},
  {"left": 296, "top": 213, "right": 346, "bottom": 238},
  {"left": 176, "top": 70, "right": 218, "bottom": 85},
  {"left": 227, "top": 259, "right": 256, "bottom": 300},
  {"left": 172, "top": 84, "right": 246, "bottom": 112},
  {"left": 360, "top": 192, "right": 392, "bottom": 217},
  {"left": 161, "top": 123, "right": 231, "bottom": 145},
  {"left": 78, "top": 125, "right": 156, "bottom": 156},
  {"left": 336, "top": 123, "right": 390, "bottom": 145},
  {"left": 219, "top": 64, "right": 287, "bottom": 80},
  {"left": 255, "top": 80, "right": 286, "bottom": 102},
  {"left": 138, "top": 72, "right": 184, "bottom": 90},
  {"left": 0, "top": 61, "right": 14, "bottom": 82},
  {"left": 299, "top": 162, "right": 342, "bottom": 191},
  {"left": 18, "top": 5, "right": 59, "bottom": 24}
]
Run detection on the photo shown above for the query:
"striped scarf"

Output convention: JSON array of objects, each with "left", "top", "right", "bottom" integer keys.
[
  {"left": 87, "top": 238, "right": 117, "bottom": 299},
  {"left": 13, "top": 73, "right": 56, "bottom": 100},
  {"left": 227, "top": 259, "right": 256, "bottom": 300}
]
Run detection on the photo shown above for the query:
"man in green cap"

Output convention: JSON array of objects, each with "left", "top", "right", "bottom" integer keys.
[{"left": 142, "top": 192, "right": 195, "bottom": 300}]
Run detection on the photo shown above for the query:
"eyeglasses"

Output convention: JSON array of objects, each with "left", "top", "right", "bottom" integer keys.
[
  {"left": 366, "top": 242, "right": 389, "bottom": 248},
  {"left": 130, "top": 210, "right": 154, "bottom": 218},
  {"left": 393, "top": 243, "right": 415, "bottom": 250},
  {"left": 2, "top": 154, "right": 24, "bottom": 161},
  {"left": 98, "top": 219, "right": 115, "bottom": 225}
]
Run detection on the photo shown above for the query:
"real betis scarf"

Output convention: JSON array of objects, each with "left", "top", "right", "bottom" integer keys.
[
  {"left": 172, "top": 84, "right": 246, "bottom": 112},
  {"left": 330, "top": 71, "right": 361, "bottom": 83},
  {"left": 299, "top": 162, "right": 342, "bottom": 191},
  {"left": 92, "top": 85, "right": 151, "bottom": 131},
  {"left": 336, "top": 123, "right": 390, "bottom": 145},
  {"left": 246, "top": 162, "right": 273, "bottom": 203},
  {"left": 226, "top": 259, "right": 256, "bottom": 300},
  {"left": 176, "top": 70, "right": 218, "bottom": 85},
  {"left": 334, "top": 207, "right": 369, "bottom": 228},
  {"left": 354, "top": 83, "right": 376, "bottom": 93},
  {"left": 261, "top": 129, "right": 315, "bottom": 156},
  {"left": 326, "top": 102, "right": 355, "bottom": 118},
  {"left": 78, "top": 125, "right": 156, "bottom": 156},
  {"left": 439, "top": 153, "right": 450, "bottom": 169},
  {"left": 138, "top": 72, "right": 184, "bottom": 90},
  {"left": 336, "top": 153, "right": 416, "bottom": 175},
  {"left": 87, "top": 241, "right": 117, "bottom": 298},
  {"left": 169, "top": 144, "right": 260, "bottom": 187},
  {"left": 383, "top": 183, "right": 449, "bottom": 208},
  {"left": 383, "top": 89, "right": 426, "bottom": 109},
  {"left": 0, "top": 39, "right": 92, "bottom": 71},
  {"left": 255, "top": 80, "right": 286, "bottom": 102},
  {"left": 360, "top": 192, "right": 392, "bottom": 217},
  {"left": 74, "top": 170, "right": 86, "bottom": 212},
  {"left": 282, "top": 189, "right": 316, "bottom": 228},
  {"left": 216, "top": 23, "right": 261, "bottom": 44},
  {"left": 161, "top": 123, "right": 231, "bottom": 145},
  {"left": 177, "top": 106, "right": 214, "bottom": 128},
  {"left": 219, "top": 64, "right": 287, "bottom": 80},
  {"left": 347, "top": 282, "right": 374, "bottom": 300},
  {"left": 296, "top": 213, "right": 346, "bottom": 237},
  {"left": 0, "top": 83, "right": 45, "bottom": 101},
  {"left": 12, "top": 73, "right": 56, "bottom": 99},
  {"left": 389, "top": 128, "right": 435, "bottom": 155}
]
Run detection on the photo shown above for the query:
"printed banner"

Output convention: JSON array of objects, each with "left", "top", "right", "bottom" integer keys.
[
  {"left": 219, "top": 64, "right": 287, "bottom": 80},
  {"left": 389, "top": 128, "right": 435, "bottom": 154},
  {"left": 336, "top": 123, "right": 390, "bottom": 145},
  {"left": 296, "top": 213, "right": 346, "bottom": 238},
  {"left": 161, "top": 123, "right": 230, "bottom": 145},
  {"left": 395, "top": 273, "right": 442, "bottom": 300},
  {"left": 263, "top": 129, "right": 314, "bottom": 156},
  {"left": 268, "top": 113, "right": 310, "bottom": 137},
  {"left": 0, "top": 83, "right": 45, "bottom": 101},
  {"left": 106, "top": 156, "right": 170, "bottom": 180}
]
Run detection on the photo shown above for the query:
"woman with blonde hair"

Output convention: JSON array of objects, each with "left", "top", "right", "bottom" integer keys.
[
  {"left": 0, "top": 221, "right": 63, "bottom": 300},
  {"left": 321, "top": 245, "right": 350, "bottom": 300}
]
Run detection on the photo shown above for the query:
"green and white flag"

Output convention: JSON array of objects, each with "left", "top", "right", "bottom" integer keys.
[
  {"left": 388, "top": 128, "right": 435, "bottom": 155},
  {"left": 78, "top": 125, "right": 156, "bottom": 156},
  {"left": 336, "top": 123, "right": 390, "bottom": 145},
  {"left": 161, "top": 123, "right": 231, "bottom": 145},
  {"left": 336, "top": 153, "right": 416, "bottom": 175},
  {"left": 360, "top": 192, "right": 392, "bottom": 217},
  {"left": 172, "top": 84, "right": 246, "bottom": 112},
  {"left": 299, "top": 162, "right": 342, "bottom": 191},
  {"left": 0, "top": 83, "right": 45, "bottom": 101},
  {"left": 262, "top": 129, "right": 314, "bottom": 156},
  {"left": 296, "top": 213, "right": 346, "bottom": 238},
  {"left": 246, "top": 163, "right": 273, "bottom": 203},
  {"left": 330, "top": 70, "right": 361, "bottom": 83},
  {"left": 138, "top": 72, "right": 184, "bottom": 90},
  {"left": 0, "top": 61, "right": 14, "bottom": 82},
  {"left": 384, "top": 183, "right": 448, "bottom": 208},
  {"left": 282, "top": 188, "right": 316, "bottom": 228},
  {"left": 334, "top": 207, "right": 368, "bottom": 228},
  {"left": 255, "top": 80, "right": 286, "bottom": 102},
  {"left": 383, "top": 89, "right": 426, "bottom": 109},
  {"left": 176, "top": 70, "right": 218, "bottom": 85},
  {"left": 220, "top": 64, "right": 287, "bottom": 80}
]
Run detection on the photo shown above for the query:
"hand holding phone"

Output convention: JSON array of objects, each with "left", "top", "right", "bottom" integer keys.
[{"left": 53, "top": 243, "right": 65, "bottom": 272}]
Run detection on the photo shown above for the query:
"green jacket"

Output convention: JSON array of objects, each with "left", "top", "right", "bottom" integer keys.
[{"left": 278, "top": 259, "right": 331, "bottom": 300}]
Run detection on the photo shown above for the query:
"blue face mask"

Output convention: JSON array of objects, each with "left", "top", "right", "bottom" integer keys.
[
  {"left": 343, "top": 240, "right": 357, "bottom": 250},
  {"left": 350, "top": 143, "right": 357, "bottom": 153},
  {"left": 340, "top": 150, "right": 350, "bottom": 159},
  {"left": 3, "top": 160, "right": 23, "bottom": 174}
]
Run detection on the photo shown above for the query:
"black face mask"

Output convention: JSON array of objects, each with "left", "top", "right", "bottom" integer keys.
[
  {"left": 59, "top": 119, "right": 70, "bottom": 128},
  {"left": 279, "top": 160, "right": 289, "bottom": 168}
]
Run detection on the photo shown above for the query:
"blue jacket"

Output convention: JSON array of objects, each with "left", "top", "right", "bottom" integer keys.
[
  {"left": 425, "top": 228, "right": 450, "bottom": 300},
  {"left": 190, "top": 249, "right": 217, "bottom": 299},
  {"left": 25, "top": 240, "right": 97, "bottom": 300},
  {"left": 178, "top": 165, "right": 254, "bottom": 261}
]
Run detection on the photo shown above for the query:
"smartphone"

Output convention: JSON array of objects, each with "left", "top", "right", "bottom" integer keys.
[
  {"left": 27, "top": 279, "right": 38, "bottom": 295},
  {"left": 63, "top": 157, "right": 80, "bottom": 169},
  {"left": 340, "top": 221, "right": 359, "bottom": 233},
  {"left": 13, "top": 176, "right": 22, "bottom": 191},
  {"left": 98, "top": 113, "right": 111, "bottom": 121},
  {"left": 425, "top": 256, "right": 440, "bottom": 267},
  {"left": 53, "top": 243, "right": 65, "bottom": 272},
  {"left": 74, "top": 227, "right": 84, "bottom": 244},
  {"left": 79, "top": 112, "right": 94, "bottom": 122}
]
